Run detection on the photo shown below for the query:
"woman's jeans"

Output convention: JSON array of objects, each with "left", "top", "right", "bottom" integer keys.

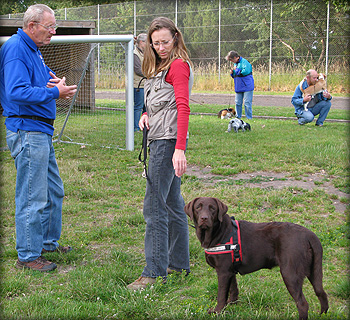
[
  {"left": 296, "top": 100, "right": 331, "bottom": 126},
  {"left": 6, "top": 129, "right": 64, "bottom": 262},
  {"left": 235, "top": 90, "right": 253, "bottom": 119},
  {"left": 134, "top": 88, "right": 144, "bottom": 131},
  {"left": 142, "top": 139, "right": 190, "bottom": 278}
]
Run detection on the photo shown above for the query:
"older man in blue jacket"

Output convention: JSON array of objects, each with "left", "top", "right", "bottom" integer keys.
[
  {"left": 0, "top": 4, "right": 77, "bottom": 271},
  {"left": 226, "top": 51, "right": 255, "bottom": 119}
]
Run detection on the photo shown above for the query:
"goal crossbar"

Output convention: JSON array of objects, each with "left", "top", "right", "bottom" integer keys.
[{"left": 0, "top": 34, "right": 135, "bottom": 151}]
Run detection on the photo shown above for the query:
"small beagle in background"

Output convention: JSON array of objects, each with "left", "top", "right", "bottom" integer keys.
[{"left": 218, "top": 108, "right": 236, "bottom": 119}]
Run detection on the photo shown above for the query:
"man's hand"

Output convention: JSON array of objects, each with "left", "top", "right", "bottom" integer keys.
[
  {"left": 323, "top": 90, "right": 331, "bottom": 99},
  {"left": 48, "top": 71, "right": 77, "bottom": 99},
  {"left": 47, "top": 71, "right": 60, "bottom": 88},
  {"left": 303, "top": 94, "right": 312, "bottom": 103}
]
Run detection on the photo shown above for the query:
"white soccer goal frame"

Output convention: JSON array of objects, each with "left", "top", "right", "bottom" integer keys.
[{"left": 0, "top": 34, "right": 135, "bottom": 151}]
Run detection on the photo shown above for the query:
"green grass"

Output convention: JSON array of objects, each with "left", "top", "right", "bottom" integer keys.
[
  {"left": 0, "top": 99, "right": 349, "bottom": 319},
  {"left": 96, "top": 98, "right": 350, "bottom": 120},
  {"left": 190, "top": 104, "right": 349, "bottom": 121}
]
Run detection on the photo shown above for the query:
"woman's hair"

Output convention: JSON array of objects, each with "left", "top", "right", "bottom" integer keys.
[
  {"left": 23, "top": 4, "right": 54, "bottom": 29},
  {"left": 142, "top": 17, "right": 192, "bottom": 78},
  {"left": 225, "top": 51, "right": 240, "bottom": 61}
]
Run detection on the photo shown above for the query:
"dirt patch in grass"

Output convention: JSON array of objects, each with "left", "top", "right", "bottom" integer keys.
[{"left": 185, "top": 164, "right": 349, "bottom": 213}]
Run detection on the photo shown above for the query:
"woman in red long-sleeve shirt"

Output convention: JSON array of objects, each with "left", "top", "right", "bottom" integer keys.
[{"left": 127, "top": 17, "right": 193, "bottom": 291}]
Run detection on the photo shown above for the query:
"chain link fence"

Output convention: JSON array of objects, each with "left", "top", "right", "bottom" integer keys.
[{"left": 2, "top": 0, "right": 349, "bottom": 92}]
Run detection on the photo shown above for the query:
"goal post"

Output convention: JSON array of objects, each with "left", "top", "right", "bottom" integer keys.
[{"left": 0, "top": 34, "right": 135, "bottom": 151}]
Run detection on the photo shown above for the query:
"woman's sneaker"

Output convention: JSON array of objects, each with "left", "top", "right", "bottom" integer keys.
[
  {"left": 16, "top": 256, "right": 57, "bottom": 272},
  {"left": 127, "top": 276, "right": 157, "bottom": 290}
]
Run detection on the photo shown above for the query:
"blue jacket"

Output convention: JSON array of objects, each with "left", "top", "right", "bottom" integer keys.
[
  {"left": 291, "top": 79, "right": 332, "bottom": 116},
  {"left": 230, "top": 57, "right": 254, "bottom": 93},
  {"left": 0, "top": 28, "right": 60, "bottom": 136}
]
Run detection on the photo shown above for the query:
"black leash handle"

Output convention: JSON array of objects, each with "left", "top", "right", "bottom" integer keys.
[{"left": 138, "top": 128, "right": 149, "bottom": 178}]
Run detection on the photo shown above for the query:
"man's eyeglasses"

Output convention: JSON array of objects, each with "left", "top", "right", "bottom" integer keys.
[
  {"left": 35, "top": 22, "right": 58, "bottom": 31},
  {"left": 151, "top": 36, "right": 175, "bottom": 48}
]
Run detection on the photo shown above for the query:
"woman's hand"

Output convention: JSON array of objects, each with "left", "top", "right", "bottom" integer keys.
[
  {"left": 139, "top": 114, "right": 149, "bottom": 131},
  {"left": 173, "top": 149, "right": 187, "bottom": 177}
]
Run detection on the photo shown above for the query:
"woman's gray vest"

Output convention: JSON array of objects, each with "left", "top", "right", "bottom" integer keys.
[{"left": 144, "top": 60, "right": 193, "bottom": 145}]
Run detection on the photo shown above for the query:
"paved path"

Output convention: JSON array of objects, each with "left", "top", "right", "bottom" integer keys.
[{"left": 96, "top": 91, "right": 349, "bottom": 110}]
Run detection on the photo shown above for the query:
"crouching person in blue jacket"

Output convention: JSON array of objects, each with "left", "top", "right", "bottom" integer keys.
[
  {"left": 225, "top": 51, "right": 254, "bottom": 120},
  {"left": 291, "top": 69, "right": 332, "bottom": 126}
]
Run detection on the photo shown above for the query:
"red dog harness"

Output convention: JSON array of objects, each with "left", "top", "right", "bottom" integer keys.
[{"left": 205, "top": 218, "right": 242, "bottom": 271}]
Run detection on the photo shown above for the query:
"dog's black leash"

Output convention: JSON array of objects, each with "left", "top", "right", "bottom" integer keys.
[{"left": 138, "top": 129, "right": 195, "bottom": 229}]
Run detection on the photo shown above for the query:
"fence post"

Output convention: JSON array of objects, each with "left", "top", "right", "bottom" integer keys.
[
  {"left": 97, "top": 4, "right": 100, "bottom": 82},
  {"left": 268, "top": 0, "right": 273, "bottom": 91},
  {"left": 325, "top": 1, "right": 330, "bottom": 77},
  {"left": 134, "top": 1, "right": 137, "bottom": 35},
  {"left": 175, "top": 0, "right": 178, "bottom": 26},
  {"left": 218, "top": 0, "right": 221, "bottom": 82}
]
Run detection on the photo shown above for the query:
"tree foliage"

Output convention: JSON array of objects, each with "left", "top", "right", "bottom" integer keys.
[
  {"left": 0, "top": 0, "right": 128, "bottom": 15},
  {"left": 1, "top": 0, "right": 348, "bottom": 71}
]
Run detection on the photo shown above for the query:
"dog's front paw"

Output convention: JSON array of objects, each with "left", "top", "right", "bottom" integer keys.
[
  {"left": 208, "top": 305, "right": 225, "bottom": 314},
  {"left": 227, "top": 297, "right": 239, "bottom": 304},
  {"left": 207, "top": 308, "right": 217, "bottom": 315}
]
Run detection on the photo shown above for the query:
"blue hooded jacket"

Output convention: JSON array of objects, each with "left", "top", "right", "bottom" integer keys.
[
  {"left": 230, "top": 57, "right": 254, "bottom": 93},
  {"left": 0, "top": 28, "right": 60, "bottom": 136},
  {"left": 291, "top": 79, "right": 332, "bottom": 116}
]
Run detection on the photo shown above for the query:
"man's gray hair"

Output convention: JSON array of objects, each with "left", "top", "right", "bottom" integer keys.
[
  {"left": 136, "top": 33, "right": 147, "bottom": 44},
  {"left": 306, "top": 69, "right": 317, "bottom": 77},
  {"left": 23, "top": 4, "right": 54, "bottom": 29}
]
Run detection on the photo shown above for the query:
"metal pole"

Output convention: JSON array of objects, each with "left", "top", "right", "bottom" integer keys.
[
  {"left": 268, "top": 0, "right": 273, "bottom": 91},
  {"left": 218, "top": 0, "right": 221, "bottom": 82},
  {"left": 325, "top": 1, "right": 330, "bottom": 78},
  {"left": 175, "top": 0, "right": 178, "bottom": 26},
  {"left": 134, "top": 1, "right": 137, "bottom": 35},
  {"left": 97, "top": 4, "right": 100, "bottom": 82},
  {"left": 126, "top": 38, "right": 134, "bottom": 151}
]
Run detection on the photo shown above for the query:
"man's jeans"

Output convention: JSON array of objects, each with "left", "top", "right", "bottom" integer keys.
[
  {"left": 142, "top": 139, "right": 190, "bottom": 278},
  {"left": 235, "top": 90, "right": 253, "bottom": 119},
  {"left": 6, "top": 129, "right": 64, "bottom": 262},
  {"left": 297, "top": 100, "right": 331, "bottom": 126},
  {"left": 134, "top": 88, "right": 144, "bottom": 131}
]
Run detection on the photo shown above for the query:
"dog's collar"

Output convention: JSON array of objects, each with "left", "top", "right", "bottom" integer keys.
[
  {"left": 205, "top": 243, "right": 239, "bottom": 253},
  {"left": 205, "top": 218, "right": 242, "bottom": 268}
]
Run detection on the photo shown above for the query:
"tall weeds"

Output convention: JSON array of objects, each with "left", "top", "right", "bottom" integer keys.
[{"left": 95, "top": 60, "right": 349, "bottom": 93}]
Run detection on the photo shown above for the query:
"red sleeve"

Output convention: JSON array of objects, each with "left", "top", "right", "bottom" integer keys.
[{"left": 165, "top": 59, "right": 190, "bottom": 150}]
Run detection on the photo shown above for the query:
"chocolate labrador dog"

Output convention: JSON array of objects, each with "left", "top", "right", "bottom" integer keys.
[{"left": 184, "top": 197, "right": 329, "bottom": 320}]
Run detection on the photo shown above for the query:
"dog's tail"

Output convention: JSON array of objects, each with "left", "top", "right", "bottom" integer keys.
[{"left": 308, "top": 234, "right": 329, "bottom": 314}]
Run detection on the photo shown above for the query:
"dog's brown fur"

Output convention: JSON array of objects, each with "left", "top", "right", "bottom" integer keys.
[
  {"left": 218, "top": 108, "right": 236, "bottom": 119},
  {"left": 185, "top": 197, "right": 329, "bottom": 320}
]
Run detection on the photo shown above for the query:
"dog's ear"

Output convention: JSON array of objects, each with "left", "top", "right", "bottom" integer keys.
[
  {"left": 213, "top": 198, "right": 228, "bottom": 222},
  {"left": 184, "top": 198, "right": 199, "bottom": 221}
]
